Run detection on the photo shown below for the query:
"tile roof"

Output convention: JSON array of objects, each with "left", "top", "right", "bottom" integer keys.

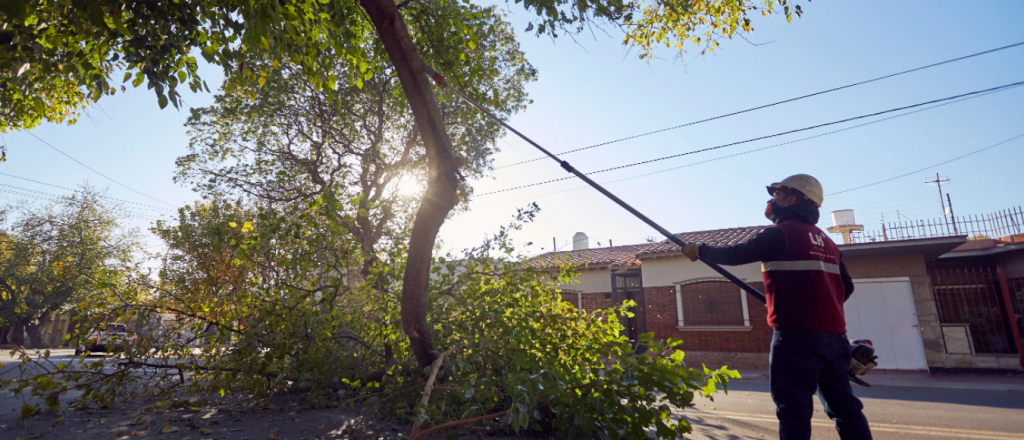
[
  {"left": 529, "top": 243, "right": 655, "bottom": 268},
  {"left": 529, "top": 225, "right": 770, "bottom": 268},
  {"left": 637, "top": 225, "right": 769, "bottom": 256}
]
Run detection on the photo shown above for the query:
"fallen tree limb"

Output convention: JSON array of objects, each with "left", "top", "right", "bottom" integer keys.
[
  {"left": 410, "top": 410, "right": 508, "bottom": 440},
  {"left": 410, "top": 345, "right": 461, "bottom": 437}
]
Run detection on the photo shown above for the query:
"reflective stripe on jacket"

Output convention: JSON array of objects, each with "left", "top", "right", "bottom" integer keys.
[{"left": 761, "top": 220, "right": 847, "bottom": 333}]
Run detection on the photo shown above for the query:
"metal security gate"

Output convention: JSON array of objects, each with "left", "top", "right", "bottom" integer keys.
[
  {"left": 612, "top": 270, "right": 646, "bottom": 345},
  {"left": 929, "top": 267, "right": 1022, "bottom": 355}
]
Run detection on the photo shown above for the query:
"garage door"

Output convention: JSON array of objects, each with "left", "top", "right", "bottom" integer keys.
[{"left": 844, "top": 278, "right": 928, "bottom": 370}]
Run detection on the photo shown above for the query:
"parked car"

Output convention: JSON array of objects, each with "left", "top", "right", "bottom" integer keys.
[{"left": 75, "top": 323, "right": 135, "bottom": 355}]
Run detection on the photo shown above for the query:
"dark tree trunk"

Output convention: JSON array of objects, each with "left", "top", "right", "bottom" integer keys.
[
  {"left": 7, "top": 322, "right": 25, "bottom": 346},
  {"left": 25, "top": 320, "right": 44, "bottom": 348},
  {"left": 359, "top": 0, "right": 462, "bottom": 369}
]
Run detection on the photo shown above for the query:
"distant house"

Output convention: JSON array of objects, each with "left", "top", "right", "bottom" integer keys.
[{"left": 534, "top": 206, "right": 1024, "bottom": 373}]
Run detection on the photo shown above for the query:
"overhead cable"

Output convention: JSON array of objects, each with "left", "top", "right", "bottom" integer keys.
[
  {"left": 827, "top": 133, "right": 1024, "bottom": 196},
  {"left": 24, "top": 132, "right": 175, "bottom": 207},
  {"left": 0, "top": 173, "right": 176, "bottom": 213},
  {"left": 495, "top": 40, "right": 1024, "bottom": 169},
  {"left": 0, "top": 187, "right": 163, "bottom": 222},
  {"left": 473, "top": 82, "right": 1015, "bottom": 204},
  {"left": 478, "top": 81, "right": 1024, "bottom": 196}
]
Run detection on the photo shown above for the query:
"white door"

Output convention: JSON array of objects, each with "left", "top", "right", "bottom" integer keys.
[{"left": 845, "top": 279, "right": 928, "bottom": 370}]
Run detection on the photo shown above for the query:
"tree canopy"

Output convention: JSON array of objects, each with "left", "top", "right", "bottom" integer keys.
[
  {"left": 0, "top": 0, "right": 802, "bottom": 133},
  {"left": 0, "top": 188, "right": 139, "bottom": 347},
  {"left": 178, "top": 6, "right": 535, "bottom": 274}
]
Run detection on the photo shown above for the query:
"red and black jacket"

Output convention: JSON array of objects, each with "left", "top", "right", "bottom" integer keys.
[{"left": 697, "top": 205, "right": 853, "bottom": 334}]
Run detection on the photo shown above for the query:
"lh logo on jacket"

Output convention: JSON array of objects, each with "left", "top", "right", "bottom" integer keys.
[{"left": 808, "top": 232, "right": 826, "bottom": 248}]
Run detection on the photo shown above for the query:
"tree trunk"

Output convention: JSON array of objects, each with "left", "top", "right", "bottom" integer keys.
[
  {"left": 25, "top": 320, "right": 44, "bottom": 348},
  {"left": 359, "top": 0, "right": 462, "bottom": 369},
  {"left": 7, "top": 322, "right": 25, "bottom": 346}
]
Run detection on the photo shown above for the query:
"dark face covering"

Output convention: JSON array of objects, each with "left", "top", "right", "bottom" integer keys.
[
  {"left": 765, "top": 199, "right": 821, "bottom": 225},
  {"left": 764, "top": 199, "right": 778, "bottom": 222}
]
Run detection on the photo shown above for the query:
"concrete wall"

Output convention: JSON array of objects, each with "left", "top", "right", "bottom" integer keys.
[
  {"left": 640, "top": 256, "right": 761, "bottom": 287},
  {"left": 555, "top": 269, "right": 612, "bottom": 294}
]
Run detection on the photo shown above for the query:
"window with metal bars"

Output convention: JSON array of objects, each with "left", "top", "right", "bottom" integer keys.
[{"left": 675, "top": 279, "right": 750, "bottom": 329}]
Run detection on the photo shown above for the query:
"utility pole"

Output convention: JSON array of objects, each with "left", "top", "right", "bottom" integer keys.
[
  {"left": 947, "top": 193, "right": 959, "bottom": 235},
  {"left": 926, "top": 173, "right": 951, "bottom": 234},
  {"left": 552, "top": 237, "right": 557, "bottom": 252}
]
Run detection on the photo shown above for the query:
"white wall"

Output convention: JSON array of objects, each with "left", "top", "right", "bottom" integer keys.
[
  {"left": 640, "top": 256, "right": 761, "bottom": 287},
  {"left": 555, "top": 269, "right": 613, "bottom": 293}
]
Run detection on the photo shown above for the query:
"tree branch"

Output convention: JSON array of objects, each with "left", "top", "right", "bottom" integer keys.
[{"left": 410, "top": 345, "right": 461, "bottom": 437}]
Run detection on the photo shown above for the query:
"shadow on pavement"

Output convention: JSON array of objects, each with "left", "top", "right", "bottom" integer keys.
[{"left": 725, "top": 379, "right": 1024, "bottom": 410}]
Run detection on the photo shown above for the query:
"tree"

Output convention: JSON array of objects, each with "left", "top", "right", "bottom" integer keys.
[
  {"left": 0, "top": 188, "right": 138, "bottom": 347},
  {"left": 3, "top": 0, "right": 806, "bottom": 368},
  {"left": 178, "top": 12, "right": 535, "bottom": 276}
]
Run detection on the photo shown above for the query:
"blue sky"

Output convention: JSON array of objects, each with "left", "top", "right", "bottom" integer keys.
[{"left": 3, "top": 1, "right": 1023, "bottom": 255}]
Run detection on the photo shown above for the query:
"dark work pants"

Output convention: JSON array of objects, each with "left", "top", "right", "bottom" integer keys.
[{"left": 769, "top": 330, "right": 873, "bottom": 440}]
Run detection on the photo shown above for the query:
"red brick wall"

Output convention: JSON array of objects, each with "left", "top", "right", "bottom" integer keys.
[
  {"left": 581, "top": 292, "right": 613, "bottom": 312},
  {"left": 643, "top": 283, "right": 773, "bottom": 353},
  {"left": 557, "top": 292, "right": 614, "bottom": 313}
]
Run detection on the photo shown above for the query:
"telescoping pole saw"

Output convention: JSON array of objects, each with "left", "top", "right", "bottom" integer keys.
[{"left": 421, "top": 63, "right": 767, "bottom": 304}]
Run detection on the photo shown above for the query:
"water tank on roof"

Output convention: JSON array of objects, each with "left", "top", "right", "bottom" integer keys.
[
  {"left": 827, "top": 209, "right": 863, "bottom": 245},
  {"left": 831, "top": 209, "right": 856, "bottom": 227},
  {"left": 572, "top": 232, "right": 589, "bottom": 250}
]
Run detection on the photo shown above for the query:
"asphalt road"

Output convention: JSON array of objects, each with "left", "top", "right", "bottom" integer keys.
[
  {"left": 679, "top": 379, "right": 1024, "bottom": 439},
  {"left": 3, "top": 350, "right": 1024, "bottom": 439}
]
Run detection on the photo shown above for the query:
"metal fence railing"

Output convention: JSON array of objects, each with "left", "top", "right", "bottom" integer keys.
[{"left": 849, "top": 206, "right": 1024, "bottom": 244}]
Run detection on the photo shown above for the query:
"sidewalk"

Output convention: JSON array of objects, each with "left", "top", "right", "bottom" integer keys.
[{"left": 734, "top": 369, "right": 1024, "bottom": 392}]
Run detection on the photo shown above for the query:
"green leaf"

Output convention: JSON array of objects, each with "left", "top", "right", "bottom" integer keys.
[
  {"left": 258, "top": 76, "right": 267, "bottom": 88},
  {"left": 177, "top": 71, "right": 187, "bottom": 83},
  {"left": 158, "top": 94, "right": 168, "bottom": 109},
  {"left": 201, "top": 46, "right": 218, "bottom": 62}
]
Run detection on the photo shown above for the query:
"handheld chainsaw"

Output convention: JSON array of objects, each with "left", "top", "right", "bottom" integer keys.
[{"left": 848, "top": 339, "right": 879, "bottom": 387}]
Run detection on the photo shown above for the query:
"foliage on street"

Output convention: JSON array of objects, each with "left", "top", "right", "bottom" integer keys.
[{"left": 4, "top": 204, "right": 737, "bottom": 439}]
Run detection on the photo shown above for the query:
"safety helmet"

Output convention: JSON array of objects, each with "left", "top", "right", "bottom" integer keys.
[{"left": 767, "top": 174, "right": 823, "bottom": 207}]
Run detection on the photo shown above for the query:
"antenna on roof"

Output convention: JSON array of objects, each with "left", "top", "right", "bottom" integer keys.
[{"left": 925, "top": 173, "right": 952, "bottom": 234}]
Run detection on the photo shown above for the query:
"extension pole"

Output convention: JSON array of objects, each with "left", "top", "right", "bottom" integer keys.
[{"left": 422, "top": 63, "right": 767, "bottom": 304}]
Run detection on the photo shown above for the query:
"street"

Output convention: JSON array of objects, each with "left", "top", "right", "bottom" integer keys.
[
  {"left": 680, "top": 378, "right": 1024, "bottom": 440},
  {"left": 3, "top": 350, "right": 1024, "bottom": 439}
]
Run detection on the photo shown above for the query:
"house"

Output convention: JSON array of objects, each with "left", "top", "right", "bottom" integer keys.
[{"left": 536, "top": 206, "right": 1024, "bottom": 373}]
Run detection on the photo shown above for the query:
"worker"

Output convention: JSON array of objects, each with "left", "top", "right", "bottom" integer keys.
[{"left": 681, "top": 174, "right": 872, "bottom": 440}]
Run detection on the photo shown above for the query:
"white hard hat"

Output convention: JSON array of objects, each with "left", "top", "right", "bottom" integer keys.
[{"left": 767, "top": 174, "right": 823, "bottom": 207}]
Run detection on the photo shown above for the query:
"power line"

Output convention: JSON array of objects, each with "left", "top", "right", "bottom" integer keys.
[
  {"left": 24, "top": 131, "right": 174, "bottom": 207},
  {"left": 828, "top": 133, "right": 1024, "bottom": 196},
  {"left": 495, "top": 40, "right": 1024, "bottom": 169},
  {"left": 0, "top": 172, "right": 175, "bottom": 211},
  {"left": 0, "top": 188, "right": 163, "bottom": 222},
  {"left": 478, "top": 81, "right": 1024, "bottom": 196},
  {"left": 476, "top": 85, "right": 1018, "bottom": 207}
]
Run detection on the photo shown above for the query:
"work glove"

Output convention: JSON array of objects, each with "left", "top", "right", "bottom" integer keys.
[{"left": 682, "top": 243, "right": 701, "bottom": 262}]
